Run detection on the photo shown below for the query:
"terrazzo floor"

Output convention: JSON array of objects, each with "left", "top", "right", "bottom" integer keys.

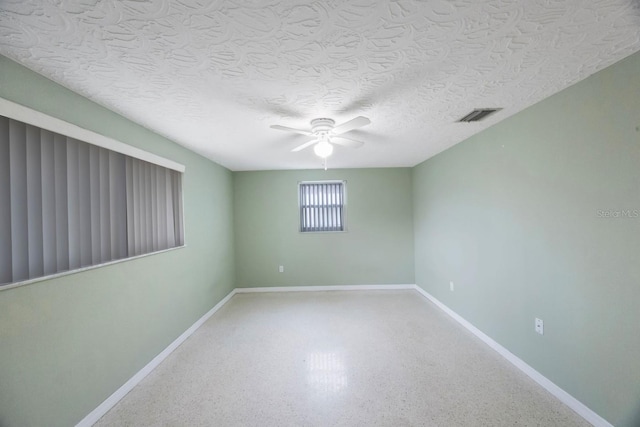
[{"left": 95, "top": 290, "right": 590, "bottom": 426}]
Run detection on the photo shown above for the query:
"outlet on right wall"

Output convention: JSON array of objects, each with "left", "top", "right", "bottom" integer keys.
[{"left": 412, "top": 51, "right": 640, "bottom": 427}]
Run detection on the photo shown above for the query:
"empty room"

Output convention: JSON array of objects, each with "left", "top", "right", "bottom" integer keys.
[{"left": 1, "top": 1, "right": 639, "bottom": 426}]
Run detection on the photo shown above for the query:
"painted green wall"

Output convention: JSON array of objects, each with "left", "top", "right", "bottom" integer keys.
[
  {"left": 234, "top": 169, "right": 414, "bottom": 287},
  {"left": 413, "top": 51, "right": 640, "bottom": 427},
  {"left": 0, "top": 56, "right": 235, "bottom": 427}
]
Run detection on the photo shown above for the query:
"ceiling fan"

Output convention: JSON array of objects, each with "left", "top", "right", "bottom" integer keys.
[{"left": 270, "top": 116, "right": 370, "bottom": 159}]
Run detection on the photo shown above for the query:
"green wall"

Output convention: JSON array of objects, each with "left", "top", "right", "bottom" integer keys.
[
  {"left": 234, "top": 169, "right": 414, "bottom": 287},
  {"left": 0, "top": 56, "right": 236, "bottom": 427},
  {"left": 412, "top": 51, "right": 640, "bottom": 427}
]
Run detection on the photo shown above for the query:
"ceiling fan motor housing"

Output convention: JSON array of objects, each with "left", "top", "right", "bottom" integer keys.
[{"left": 310, "top": 118, "right": 336, "bottom": 137}]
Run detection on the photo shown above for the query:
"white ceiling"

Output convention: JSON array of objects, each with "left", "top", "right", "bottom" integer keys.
[{"left": 1, "top": 1, "right": 639, "bottom": 171}]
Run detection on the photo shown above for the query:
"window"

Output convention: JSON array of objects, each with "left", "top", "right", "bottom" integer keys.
[
  {"left": 0, "top": 100, "right": 185, "bottom": 287},
  {"left": 299, "top": 181, "right": 345, "bottom": 232}
]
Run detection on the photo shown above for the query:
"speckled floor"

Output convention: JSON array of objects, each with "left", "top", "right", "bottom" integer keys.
[{"left": 95, "top": 290, "right": 589, "bottom": 426}]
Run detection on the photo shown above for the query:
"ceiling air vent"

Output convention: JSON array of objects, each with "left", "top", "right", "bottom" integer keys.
[{"left": 457, "top": 108, "right": 502, "bottom": 123}]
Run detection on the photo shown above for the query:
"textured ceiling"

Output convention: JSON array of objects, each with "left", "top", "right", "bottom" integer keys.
[{"left": 1, "top": 1, "right": 639, "bottom": 171}]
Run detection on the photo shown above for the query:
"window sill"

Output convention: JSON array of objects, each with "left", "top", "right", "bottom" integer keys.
[
  {"left": 0, "top": 245, "right": 187, "bottom": 292},
  {"left": 300, "top": 230, "right": 348, "bottom": 234}
]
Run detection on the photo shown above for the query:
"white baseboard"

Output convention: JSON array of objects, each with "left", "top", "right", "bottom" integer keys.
[
  {"left": 76, "top": 288, "right": 238, "bottom": 427},
  {"left": 235, "top": 284, "right": 416, "bottom": 293},
  {"left": 412, "top": 285, "right": 612, "bottom": 427}
]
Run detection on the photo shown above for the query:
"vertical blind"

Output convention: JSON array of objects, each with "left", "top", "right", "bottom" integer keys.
[
  {"left": 0, "top": 115, "right": 184, "bottom": 286},
  {"left": 299, "top": 181, "right": 345, "bottom": 232}
]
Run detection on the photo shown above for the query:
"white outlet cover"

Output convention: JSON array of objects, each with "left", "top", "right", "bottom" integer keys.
[
  {"left": 449, "top": 281, "right": 454, "bottom": 291},
  {"left": 535, "top": 318, "right": 544, "bottom": 335}
]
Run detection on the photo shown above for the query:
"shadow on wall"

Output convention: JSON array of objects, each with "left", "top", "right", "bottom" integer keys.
[{"left": 620, "top": 403, "right": 640, "bottom": 427}]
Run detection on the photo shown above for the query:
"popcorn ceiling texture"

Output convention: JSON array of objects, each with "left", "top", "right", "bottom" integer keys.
[{"left": 1, "top": 0, "right": 639, "bottom": 170}]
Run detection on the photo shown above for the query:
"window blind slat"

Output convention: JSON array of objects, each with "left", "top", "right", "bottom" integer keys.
[
  {"left": 157, "top": 167, "right": 167, "bottom": 249},
  {"left": 321, "top": 184, "right": 325, "bottom": 231},
  {"left": 110, "top": 151, "right": 127, "bottom": 260},
  {"left": 301, "top": 184, "right": 305, "bottom": 232},
  {"left": 304, "top": 184, "right": 309, "bottom": 231},
  {"left": 125, "top": 157, "right": 135, "bottom": 256},
  {"left": 145, "top": 162, "right": 153, "bottom": 253},
  {"left": 314, "top": 184, "right": 319, "bottom": 231},
  {"left": 0, "top": 117, "right": 12, "bottom": 284},
  {"left": 309, "top": 185, "right": 316, "bottom": 231},
  {"left": 174, "top": 171, "right": 184, "bottom": 246},
  {"left": 137, "top": 159, "right": 143, "bottom": 254},
  {"left": 321, "top": 184, "right": 325, "bottom": 232},
  {"left": 330, "top": 183, "right": 335, "bottom": 229},
  {"left": 78, "top": 141, "right": 93, "bottom": 267},
  {"left": 338, "top": 183, "right": 341, "bottom": 228},
  {"left": 338, "top": 183, "right": 342, "bottom": 229},
  {"left": 66, "top": 138, "right": 80, "bottom": 270},
  {"left": 327, "top": 184, "right": 332, "bottom": 230},
  {"left": 89, "top": 145, "right": 101, "bottom": 264},
  {"left": 165, "top": 170, "right": 175, "bottom": 248},
  {"left": 54, "top": 134, "right": 69, "bottom": 273},
  {"left": 316, "top": 185, "right": 320, "bottom": 231},
  {"left": 99, "top": 147, "right": 111, "bottom": 262},
  {"left": 325, "top": 184, "right": 329, "bottom": 232},
  {"left": 318, "top": 184, "right": 322, "bottom": 230},
  {"left": 134, "top": 158, "right": 143, "bottom": 256},
  {"left": 132, "top": 159, "right": 139, "bottom": 255},
  {"left": 26, "top": 125, "right": 44, "bottom": 278},
  {"left": 324, "top": 185, "right": 329, "bottom": 232},
  {"left": 10, "top": 120, "right": 28, "bottom": 282},
  {"left": 41, "top": 129, "right": 57, "bottom": 276},
  {"left": 139, "top": 159, "right": 146, "bottom": 254},
  {"left": 307, "top": 184, "right": 312, "bottom": 231},
  {"left": 333, "top": 186, "right": 342, "bottom": 229},
  {"left": 151, "top": 164, "right": 158, "bottom": 252},
  {"left": 140, "top": 159, "right": 145, "bottom": 254}
]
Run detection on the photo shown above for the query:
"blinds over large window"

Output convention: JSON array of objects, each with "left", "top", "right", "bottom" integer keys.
[{"left": 0, "top": 115, "right": 184, "bottom": 286}]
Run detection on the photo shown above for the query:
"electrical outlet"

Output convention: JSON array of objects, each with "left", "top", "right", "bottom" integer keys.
[
  {"left": 278, "top": 265, "right": 284, "bottom": 273},
  {"left": 449, "top": 281, "right": 454, "bottom": 291},
  {"left": 535, "top": 318, "right": 544, "bottom": 335}
]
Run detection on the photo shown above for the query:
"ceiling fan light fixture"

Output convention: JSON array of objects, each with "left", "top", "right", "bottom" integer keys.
[
  {"left": 272, "top": 116, "right": 370, "bottom": 159},
  {"left": 313, "top": 140, "right": 333, "bottom": 158}
]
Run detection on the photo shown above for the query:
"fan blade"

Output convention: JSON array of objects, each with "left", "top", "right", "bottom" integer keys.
[
  {"left": 291, "top": 138, "right": 317, "bottom": 152},
  {"left": 331, "top": 136, "right": 364, "bottom": 148},
  {"left": 270, "top": 125, "right": 312, "bottom": 136},
  {"left": 332, "top": 116, "right": 370, "bottom": 135}
]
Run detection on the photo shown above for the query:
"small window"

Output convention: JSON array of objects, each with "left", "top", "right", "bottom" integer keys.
[{"left": 299, "top": 181, "right": 345, "bottom": 232}]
